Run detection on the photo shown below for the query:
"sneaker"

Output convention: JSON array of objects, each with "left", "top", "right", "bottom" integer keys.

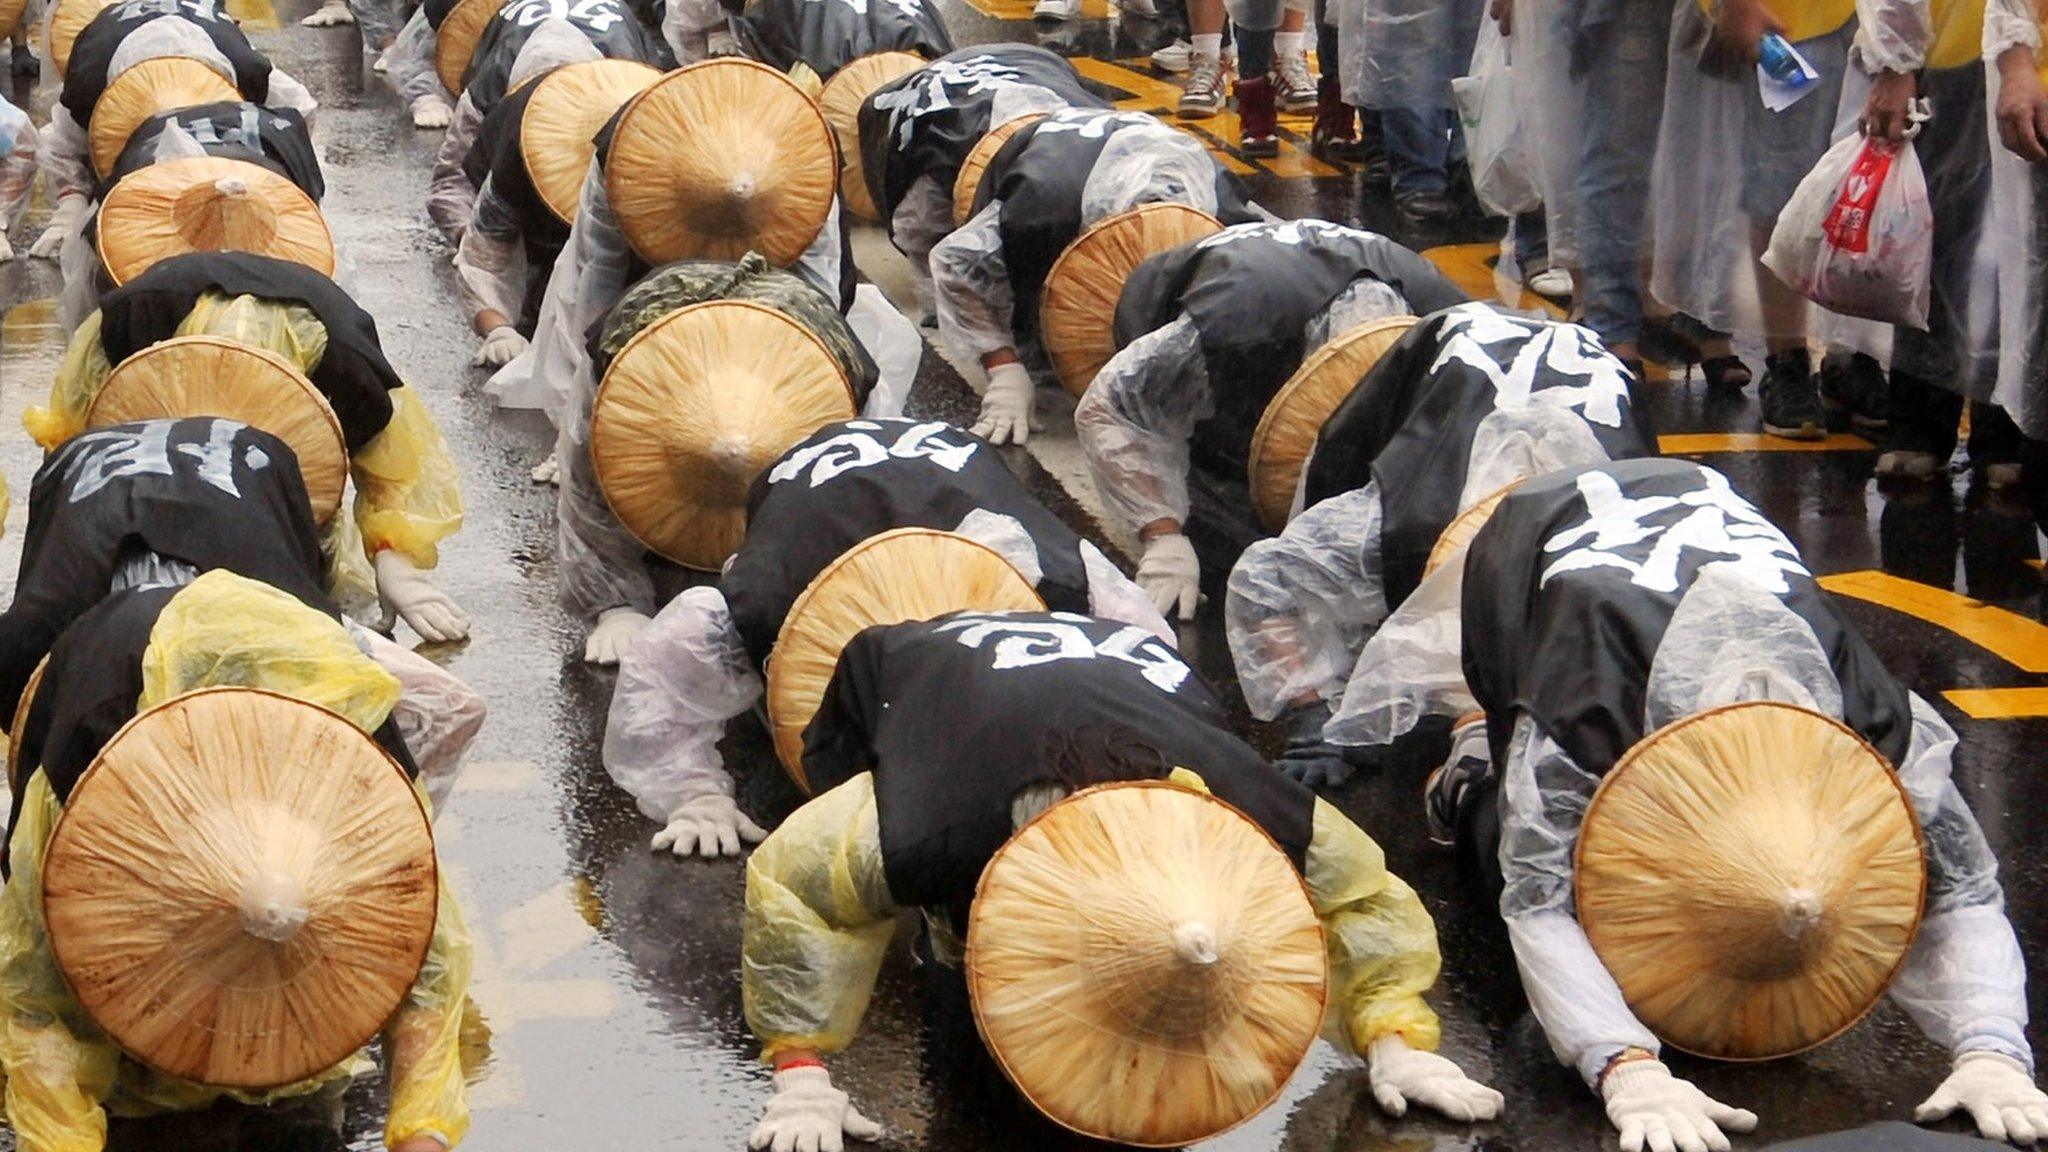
[
  {"left": 1526, "top": 266, "right": 1572, "bottom": 297},
  {"left": 1033, "top": 0, "right": 1080, "bottom": 21},
  {"left": 1759, "top": 350, "right": 1825, "bottom": 441},
  {"left": 1236, "top": 75, "right": 1278, "bottom": 156},
  {"left": 1396, "top": 188, "right": 1455, "bottom": 228},
  {"left": 1875, "top": 449, "right": 1943, "bottom": 480},
  {"left": 1151, "top": 38, "right": 1191, "bottom": 73},
  {"left": 1308, "top": 77, "right": 1362, "bottom": 161},
  {"left": 9, "top": 44, "right": 38, "bottom": 79},
  {"left": 1818, "top": 352, "right": 1890, "bottom": 433},
  {"left": 1273, "top": 50, "right": 1316, "bottom": 112},
  {"left": 1178, "top": 53, "right": 1225, "bottom": 118},
  {"left": 1424, "top": 751, "right": 1489, "bottom": 847}
]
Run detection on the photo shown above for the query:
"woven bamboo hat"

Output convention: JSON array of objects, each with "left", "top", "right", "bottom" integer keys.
[
  {"left": 97, "top": 156, "right": 335, "bottom": 287},
  {"left": 433, "top": 0, "right": 509, "bottom": 94},
  {"left": 604, "top": 59, "right": 837, "bottom": 267},
  {"left": 1246, "top": 315, "right": 1417, "bottom": 532},
  {"left": 521, "top": 57, "right": 664, "bottom": 225},
  {"left": 950, "top": 112, "right": 1041, "bottom": 226},
  {"left": 817, "top": 51, "right": 924, "bottom": 222},
  {"left": 766, "top": 528, "right": 1044, "bottom": 791},
  {"left": 46, "top": 0, "right": 117, "bottom": 78},
  {"left": 8, "top": 656, "right": 47, "bottom": 798},
  {"left": 42, "top": 686, "right": 438, "bottom": 1090},
  {"left": 591, "top": 300, "right": 855, "bottom": 572},
  {"left": 967, "top": 780, "right": 1327, "bottom": 1146},
  {"left": 87, "top": 335, "right": 349, "bottom": 525},
  {"left": 1575, "top": 701, "right": 1926, "bottom": 1061},
  {"left": 1041, "top": 204, "right": 1222, "bottom": 397},
  {"left": 89, "top": 57, "right": 240, "bottom": 177},
  {"left": 1423, "top": 480, "right": 1525, "bottom": 578}
]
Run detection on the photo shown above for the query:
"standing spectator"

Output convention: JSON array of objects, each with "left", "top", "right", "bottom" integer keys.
[
  {"left": 1984, "top": 0, "right": 2048, "bottom": 458},
  {"left": 1338, "top": 0, "right": 1485, "bottom": 226}
]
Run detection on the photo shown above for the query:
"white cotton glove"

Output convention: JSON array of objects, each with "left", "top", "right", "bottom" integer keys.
[
  {"left": 652, "top": 794, "right": 769, "bottom": 858},
  {"left": 411, "top": 94, "right": 454, "bottom": 130},
  {"left": 301, "top": 0, "right": 356, "bottom": 25},
  {"left": 530, "top": 452, "right": 560, "bottom": 485},
  {"left": 1367, "top": 1035, "right": 1504, "bottom": 1122},
  {"left": 1917, "top": 1052, "right": 2048, "bottom": 1145},
  {"left": 748, "top": 1066, "right": 884, "bottom": 1152},
  {"left": 971, "top": 362, "right": 1039, "bottom": 446},
  {"left": 375, "top": 551, "right": 472, "bottom": 643},
  {"left": 1601, "top": 1059, "right": 1758, "bottom": 1152},
  {"left": 707, "top": 27, "right": 741, "bottom": 56},
  {"left": 1137, "top": 532, "right": 1200, "bottom": 621},
  {"left": 29, "top": 195, "right": 87, "bottom": 260},
  {"left": 584, "top": 606, "right": 651, "bottom": 665},
  {"left": 474, "top": 326, "right": 527, "bottom": 366}
]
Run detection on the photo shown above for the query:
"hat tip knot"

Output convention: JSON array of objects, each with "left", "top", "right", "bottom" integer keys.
[
  {"left": 1777, "top": 887, "right": 1824, "bottom": 939},
  {"left": 709, "top": 433, "right": 754, "bottom": 476},
  {"left": 238, "top": 871, "right": 310, "bottom": 943},
  {"left": 214, "top": 176, "right": 251, "bottom": 199},
  {"left": 1172, "top": 922, "right": 1219, "bottom": 967}
]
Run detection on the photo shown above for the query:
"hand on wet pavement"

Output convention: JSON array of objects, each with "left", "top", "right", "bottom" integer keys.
[
  {"left": 1917, "top": 1052, "right": 2048, "bottom": 1146},
  {"left": 654, "top": 794, "right": 767, "bottom": 858}
]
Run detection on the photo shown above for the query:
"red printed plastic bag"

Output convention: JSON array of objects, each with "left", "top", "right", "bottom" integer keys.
[{"left": 1763, "top": 132, "right": 1932, "bottom": 329}]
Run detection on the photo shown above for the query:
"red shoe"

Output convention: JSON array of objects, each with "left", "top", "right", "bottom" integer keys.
[
  {"left": 1309, "top": 77, "right": 1362, "bottom": 162},
  {"left": 1237, "top": 75, "right": 1278, "bottom": 157}
]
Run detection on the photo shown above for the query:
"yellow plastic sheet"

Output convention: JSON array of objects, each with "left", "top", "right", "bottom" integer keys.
[
  {"left": 353, "top": 387, "right": 464, "bottom": 570},
  {"left": 0, "top": 571, "right": 474, "bottom": 1150}
]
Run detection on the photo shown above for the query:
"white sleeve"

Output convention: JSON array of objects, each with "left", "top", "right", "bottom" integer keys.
[
  {"left": 662, "top": 0, "right": 728, "bottom": 61},
  {"left": 386, "top": 7, "right": 448, "bottom": 104},
  {"left": 1325, "top": 548, "right": 1473, "bottom": 748},
  {"left": 427, "top": 94, "right": 485, "bottom": 244},
  {"left": 1081, "top": 541, "right": 1175, "bottom": 644},
  {"left": 1854, "top": 0, "right": 1933, "bottom": 72},
  {"left": 604, "top": 586, "right": 761, "bottom": 821},
  {"left": 888, "top": 174, "right": 951, "bottom": 276},
  {"left": 930, "top": 200, "right": 1016, "bottom": 364},
  {"left": 1986, "top": 0, "right": 2043, "bottom": 59},
  {"left": 39, "top": 106, "right": 91, "bottom": 206},
  {"left": 350, "top": 624, "right": 489, "bottom": 818},
  {"left": 1498, "top": 715, "right": 1663, "bottom": 1086},
  {"left": 0, "top": 112, "right": 37, "bottom": 227},
  {"left": 1224, "top": 485, "right": 1388, "bottom": 722},
  {"left": 793, "top": 202, "right": 844, "bottom": 307},
  {"left": 1072, "top": 316, "right": 1212, "bottom": 535},
  {"left": 455, "top": 177, "right": 528, "bottom": 324},
  {"left": 265, "top": 68, "right": 320, "bottom": 123}
]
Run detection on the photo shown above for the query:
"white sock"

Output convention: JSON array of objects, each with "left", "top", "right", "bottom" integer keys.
[
  {"left": 1191, "top": 33, "right": 1222, "bottom": 60},
  {"left": 1275, "top": 30, "right": 1305, "bottom": 57}
]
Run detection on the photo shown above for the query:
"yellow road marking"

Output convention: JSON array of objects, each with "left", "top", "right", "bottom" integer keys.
[
  {"left": 225, "top": 0, "right": 280, "bottom": 29},
  {"left": 1065, "top": 56, "right": 1339, "bottom": 179},
  {"left": 959, "top": 0, "right": 1111, "bottom": 18},
  {"left": 1660, "top": 432, "right": 1874, "bottom": 454},
  {"left": 1942, "top": 688, "right": 2048, "bottom": 720},
  {"left": 1421, "top": 242, "right": 1565, "bottom": 318},
  {"left": 1820, "top": 570, "right": 2048, "bottom": 672}
]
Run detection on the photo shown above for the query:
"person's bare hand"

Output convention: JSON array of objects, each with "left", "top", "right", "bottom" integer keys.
[
  {"left": 1861, "top": 70, "right": 1918, "bottom": 141},
  {"left": 1995, "top": 52, "right": 2048, "bottom": 163},
  {"left": 1713, "top": 0, "right": 1781, "bottom": 63},
  {"left": 1489, "top": 0, "right": 1511, "bottom": 35}
]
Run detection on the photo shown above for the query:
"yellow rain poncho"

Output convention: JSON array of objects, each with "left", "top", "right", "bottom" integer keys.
[
  {"left": 31, "top": 294, "right": 464, "bottom": 607},
  {"left": 741, "top": 767, "right": 1443, "bottom": 1063},
  {"left": 0, "top": 572, "right": 472, "bottom": 1152}
]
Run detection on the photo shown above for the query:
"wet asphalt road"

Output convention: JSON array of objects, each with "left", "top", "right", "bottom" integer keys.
[{"left": 1, "top": 5, "right": 2048, "bottom": 1150}]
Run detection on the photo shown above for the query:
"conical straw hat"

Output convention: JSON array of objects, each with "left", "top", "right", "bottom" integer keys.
[
  {"left": 46, "top": 0, "right": 117, "bottom": 78},
  {"left": 1423, "top": 480, "right": 1525, "bottom": 578},
  {"left": 1041, "top": 203, "right": 1222, "bottom": 397},
  {"left": 87, "top": 335, "right": 349, "bottom": 525},
  {"left": 97, "top": 156, "right": 335, "bottom": 287},
  {"left": 590, "top": 300, "right": 855, "bottom": 572},
  {"left": 951, "top": 112, "right": 1042, "bottom": 227},
  {"left": 816, "top": 51, "right": 924, "bottom": 223},
  {"left": 43, "top": 686, "right": 438, "bottom": 1090},
  {"left": 604, "top": 59, "right": 838, "bottom": 267},
  {"left": 9, "top": 656, "right": 48, "bottom": 798},
  {"left": 766, "top": 528, "right": 1044, "bottom": 790},
  {"left": 967, "top": 780, "right": 1328, "bottom": 1146},
  {"left": 433, "top": 0, "right": 510, "bottom": 95},
  {"left": 0, "top": 0, "right": 30, "bottom": 68},
  {"left": 520, "top": 57, "right": 664, "bottom": 226},
  {"left": 89, "top": 57, "right": 240, "bottom": 177},
  {"left": 1246, "top": 315, "right": 1417, "bottom": 532},
  {"left": 1574, "top": 701, "right": 1926, "bottom": 1061}
]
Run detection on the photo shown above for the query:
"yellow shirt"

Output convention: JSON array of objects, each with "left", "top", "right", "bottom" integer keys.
[
  {"left": 1929, "top": 0, "right": 1989, "bottom": 69},
  {"left": 1699, "top": 0, "right": 1857, "bottom": 43}
]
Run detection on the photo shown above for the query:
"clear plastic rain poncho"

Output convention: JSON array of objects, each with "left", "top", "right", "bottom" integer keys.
[
  {"left": 1501, "top": 0, "right": 1582, "bottom": 267},
  {"left": 1648, "top": 1, "right": 1857, "bottom": 343},
  {"left": 1334, "top": 0, "right": 1483, "bottom": 113},
  {"left": 930, "top": 116, "right": 1231, "bottom": 368},
  {"left": 1987, "top": 0, "right": 2048, "bottom": 436},
  {"left": 1331, "top": 537, "right": 2031, "bottom": 1084},
  {"left": 1226, "top": 405, "right": 1613, "bottom": 722},
  {"left": 384, "top": 7, "right": 448, "bottom": 110},
  {"left": 33, "top": 294, "right": 465, "bottom": 618},
  {"left": 0, "top": 571, "right": 473, "bottom": 1152},
  {"left": 1074, "top": 277, "right": 1408, "bottom": 540},
  {"left": 742, "top": 768, "right": 1444, "bottom": 1061},
  {"left": 433, "top": 19, "right": 602, "bottom": 249},
  {"left": 661, "top": 0, "right": 730, "bottom": 61},
  {"left": 606, "top": 512, "right": 1165, "bottom": 824},
  {"left": 0, "top": 95, "right": 37, "bottom": 237}
]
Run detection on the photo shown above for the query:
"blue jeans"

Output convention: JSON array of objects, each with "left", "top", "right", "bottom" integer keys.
[
  {"left": 1573, "top": 0, "right": 1670, "bottom": 348},
  {"left": 1384, "top": 107, "right": 1458, "bottom": 197}
]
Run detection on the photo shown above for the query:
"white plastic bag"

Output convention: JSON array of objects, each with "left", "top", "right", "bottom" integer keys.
[
  {"left": 1452, "top": 17, "right": 1541, "bottom": 218},
  {"left": 1763, "top": 131, "right": 1933, "bottom": 329}
]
